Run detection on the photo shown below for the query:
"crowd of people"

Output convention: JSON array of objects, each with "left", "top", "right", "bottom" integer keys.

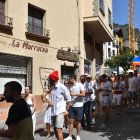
[
  {"left": 40, "top": 70, "right": 140, "bottom": 140},
  {"left": 0, "top": 69, "right": 140, "bottom": 140}
]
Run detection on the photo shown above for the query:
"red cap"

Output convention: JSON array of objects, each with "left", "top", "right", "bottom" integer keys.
[{"left": 49, "top": 71, "right": 59, "bottom": 81}]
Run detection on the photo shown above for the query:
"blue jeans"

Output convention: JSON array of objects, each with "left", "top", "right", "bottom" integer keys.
[{"left": 82, "top": 101, "right": 91, "bottom": 126}]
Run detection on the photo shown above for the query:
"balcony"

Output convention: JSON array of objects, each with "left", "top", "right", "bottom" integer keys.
[
  {"left": 25, "top": 23, "right": 50, "bottom": 44},
  {"left": 0, "top": 15, "right": 13, "bottom": 34},
  {"left": 83, "top": 0, "right": 113, "bottom": 42}
]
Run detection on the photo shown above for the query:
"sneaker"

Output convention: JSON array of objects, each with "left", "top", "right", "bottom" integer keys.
[
  {"left": 64, "top": 136, "right": 72, "bottom": 140},
  {"left": 45, "top": 134, "right": 50, "bottom": 139},
  {"left": 76, "top": 135, "right": 81, "bottom": 140},
  {"left": 91, "top": 119, "right": 95, "bottom": 125}
]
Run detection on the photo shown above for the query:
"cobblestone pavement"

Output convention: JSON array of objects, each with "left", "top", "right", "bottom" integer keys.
[{"left": 34, "top": 107, "right": 140, "bottom": 140}]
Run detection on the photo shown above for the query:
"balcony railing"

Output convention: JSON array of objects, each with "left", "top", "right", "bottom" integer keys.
[
  {"left": 26, "top": 23, "right": 50, "bottom": 38},
  {"left": 0, "top": 15, "right": 13, "bottom": 28}
]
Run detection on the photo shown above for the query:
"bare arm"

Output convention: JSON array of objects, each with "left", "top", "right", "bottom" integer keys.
[
  {"left": 71, "top": 90, "right": 85, "bottom": 97},
  {"left": 66, "top": 101, "right": 72, "bottom": 111},
  {"left": 32, "top": 95, "right": 36, "bottom": 113},
  {"left": 41, "top": 92, "right": 47, "bottom": 103},
  {"left": 85, "top": 91, "right": 93, "bottom": 96}
]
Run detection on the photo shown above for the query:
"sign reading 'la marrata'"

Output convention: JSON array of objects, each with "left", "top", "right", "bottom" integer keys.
[{"left": 12, "top": 39, "right": 48, "bottom": 53}]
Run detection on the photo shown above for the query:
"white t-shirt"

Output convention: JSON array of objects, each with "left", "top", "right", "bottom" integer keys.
[
  {"left": 113, "top": 81, "right": 125, "bottom": 91},
  {"left": 84, "top": 81, "right": 95, "bottom": 103},
  {"left": 100, "top": 81, "right": 112, "bottom": 96},
  {"left": 128, "top": 76, "right": 138, "bottom": 91},
  {"left": 70, "top": 82, "right": 85, "bottom": 107}
]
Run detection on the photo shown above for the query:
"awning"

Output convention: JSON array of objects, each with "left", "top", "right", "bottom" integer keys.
[{"left": 132, "top": 57, "right": 140, "bottom": 66}]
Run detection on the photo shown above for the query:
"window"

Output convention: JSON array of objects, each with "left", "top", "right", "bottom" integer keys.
[
  {"left": 28, "top": 5, "right": 45, "bottom": 36},
  {"left": 108, "top": 9, "right": 112, "bottom": 28},
  {"left": 0, "top": 0, "right": 5, "bottom": 24},
  {"left": 108, "top": 42, "right": 111, "bottom": 46},
  {"left": 112, "top": 50, "right": 115, "bottom": 56},
  {"left": 84, "top": 31, "right": 92, "bottom": 45},
  {"left": 95, "top": 41, "right": 102, "bottom": 52},
  {"left": 99, "top": 0, "right": 105, "bottom": 16},
  {"left": 108, "top": 48, "right": 111, "bottom": 57}
]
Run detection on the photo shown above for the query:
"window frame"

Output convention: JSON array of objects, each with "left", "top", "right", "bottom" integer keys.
[
  {"left": 108, "top": 8, "right": 112, "bottom": 29},
  {"left": 99, "top": 0, "right": 105, "bottom": 16},
  {"left": 28, "top": 4, "right": 45, "bottom": 36}
]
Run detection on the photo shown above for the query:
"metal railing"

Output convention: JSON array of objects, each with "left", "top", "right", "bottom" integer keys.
[
  {"left": 0, "top": 15, "right": 13, "bottom": 27},
  {"left": 26, "top": 23, "right": 50, "bottom": 38}
]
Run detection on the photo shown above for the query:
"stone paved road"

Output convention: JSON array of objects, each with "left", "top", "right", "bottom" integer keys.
[{"left": 34, "top": 107, "right": 140, "bottom": 140}]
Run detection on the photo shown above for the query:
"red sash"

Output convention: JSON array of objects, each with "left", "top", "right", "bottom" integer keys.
[{"left": 114, "top": 90, "right": 122, "bottom": 94}]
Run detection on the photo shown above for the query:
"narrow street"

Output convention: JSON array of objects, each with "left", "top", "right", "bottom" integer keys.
[{"left": 34, "top": 107, "right": 140, "bottom": 140}]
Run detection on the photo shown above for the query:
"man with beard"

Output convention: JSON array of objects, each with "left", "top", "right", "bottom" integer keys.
[{"left": 0, "top": 81, "right": 34, "bottom": 140}]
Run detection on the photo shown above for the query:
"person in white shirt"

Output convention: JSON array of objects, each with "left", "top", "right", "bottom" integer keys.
[
  {"left": 64, "top": 75, "right": 85, "bottom": 140},
  {"left": 86, "top": 75, "right": 96, "bottom": 125},
  {"left": 134, "top": 70, "right": 139, "bottom": 107},
  {"left": 81, "top": 74, "right": 95, "bottom": 130},
  {"left": 98, "top": 74, "right": 112, "bottom": 122},
  {"left": 137, "top": 75, "right": 140, "bottom": 106},
  {"left": 128, "top": 71, "right": 138, "bottom": 108},
  {"left": 112, "top": 75, "right": 124, "bottom": 117},
  {"left": 48, "top": 71, "right": 71, "bottom": 140}
]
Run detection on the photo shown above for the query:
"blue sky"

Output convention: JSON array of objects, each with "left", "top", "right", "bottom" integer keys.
[{"left": 113, "top": 0, "right": 140, "bottom": 29}]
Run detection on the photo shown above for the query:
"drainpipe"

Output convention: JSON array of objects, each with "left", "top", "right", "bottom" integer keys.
[{"left": 75, "top": 0, "right": 81, "bottom": 81}]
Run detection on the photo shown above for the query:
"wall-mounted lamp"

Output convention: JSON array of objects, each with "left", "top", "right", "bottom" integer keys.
[
  {"left": 61, "top": 47, "right": 71, "bottom": 52},
  {"left": 72, "top": 49, "right": 81, "bottom": 54}
]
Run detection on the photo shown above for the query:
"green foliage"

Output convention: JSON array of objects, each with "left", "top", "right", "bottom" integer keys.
[{"left": 105, "top": 49, "right": 134, "bottom": 72}]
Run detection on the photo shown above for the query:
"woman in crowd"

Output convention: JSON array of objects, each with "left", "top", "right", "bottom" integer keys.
[
  {"left": 112, "top": 75, "right": 125, "bottom": 117},
  {"left": 41, "top": 84, "right": 55, "bottom": 139},
  {"left": 63, "top": 80, "right": 70, "bottom": 130},
  {"left": 24, "top": 86, "right": 36, "bottom": 134},
  {"left": 98, "top": 74, "right": 112, "bottom": 122}
]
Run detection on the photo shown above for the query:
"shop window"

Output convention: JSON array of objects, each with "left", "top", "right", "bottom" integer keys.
[
  {"left": 84, "top": 59, "right": 91, "bottom": 75},
  {"left": 99, "top": 0, "right": 105, "bottom": 16},
  {"left": 61, "top": 66, "right": 75, "bottom": 83},
  {"left": 0, "top": 53, "right": 32, "bottom": 94}
]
